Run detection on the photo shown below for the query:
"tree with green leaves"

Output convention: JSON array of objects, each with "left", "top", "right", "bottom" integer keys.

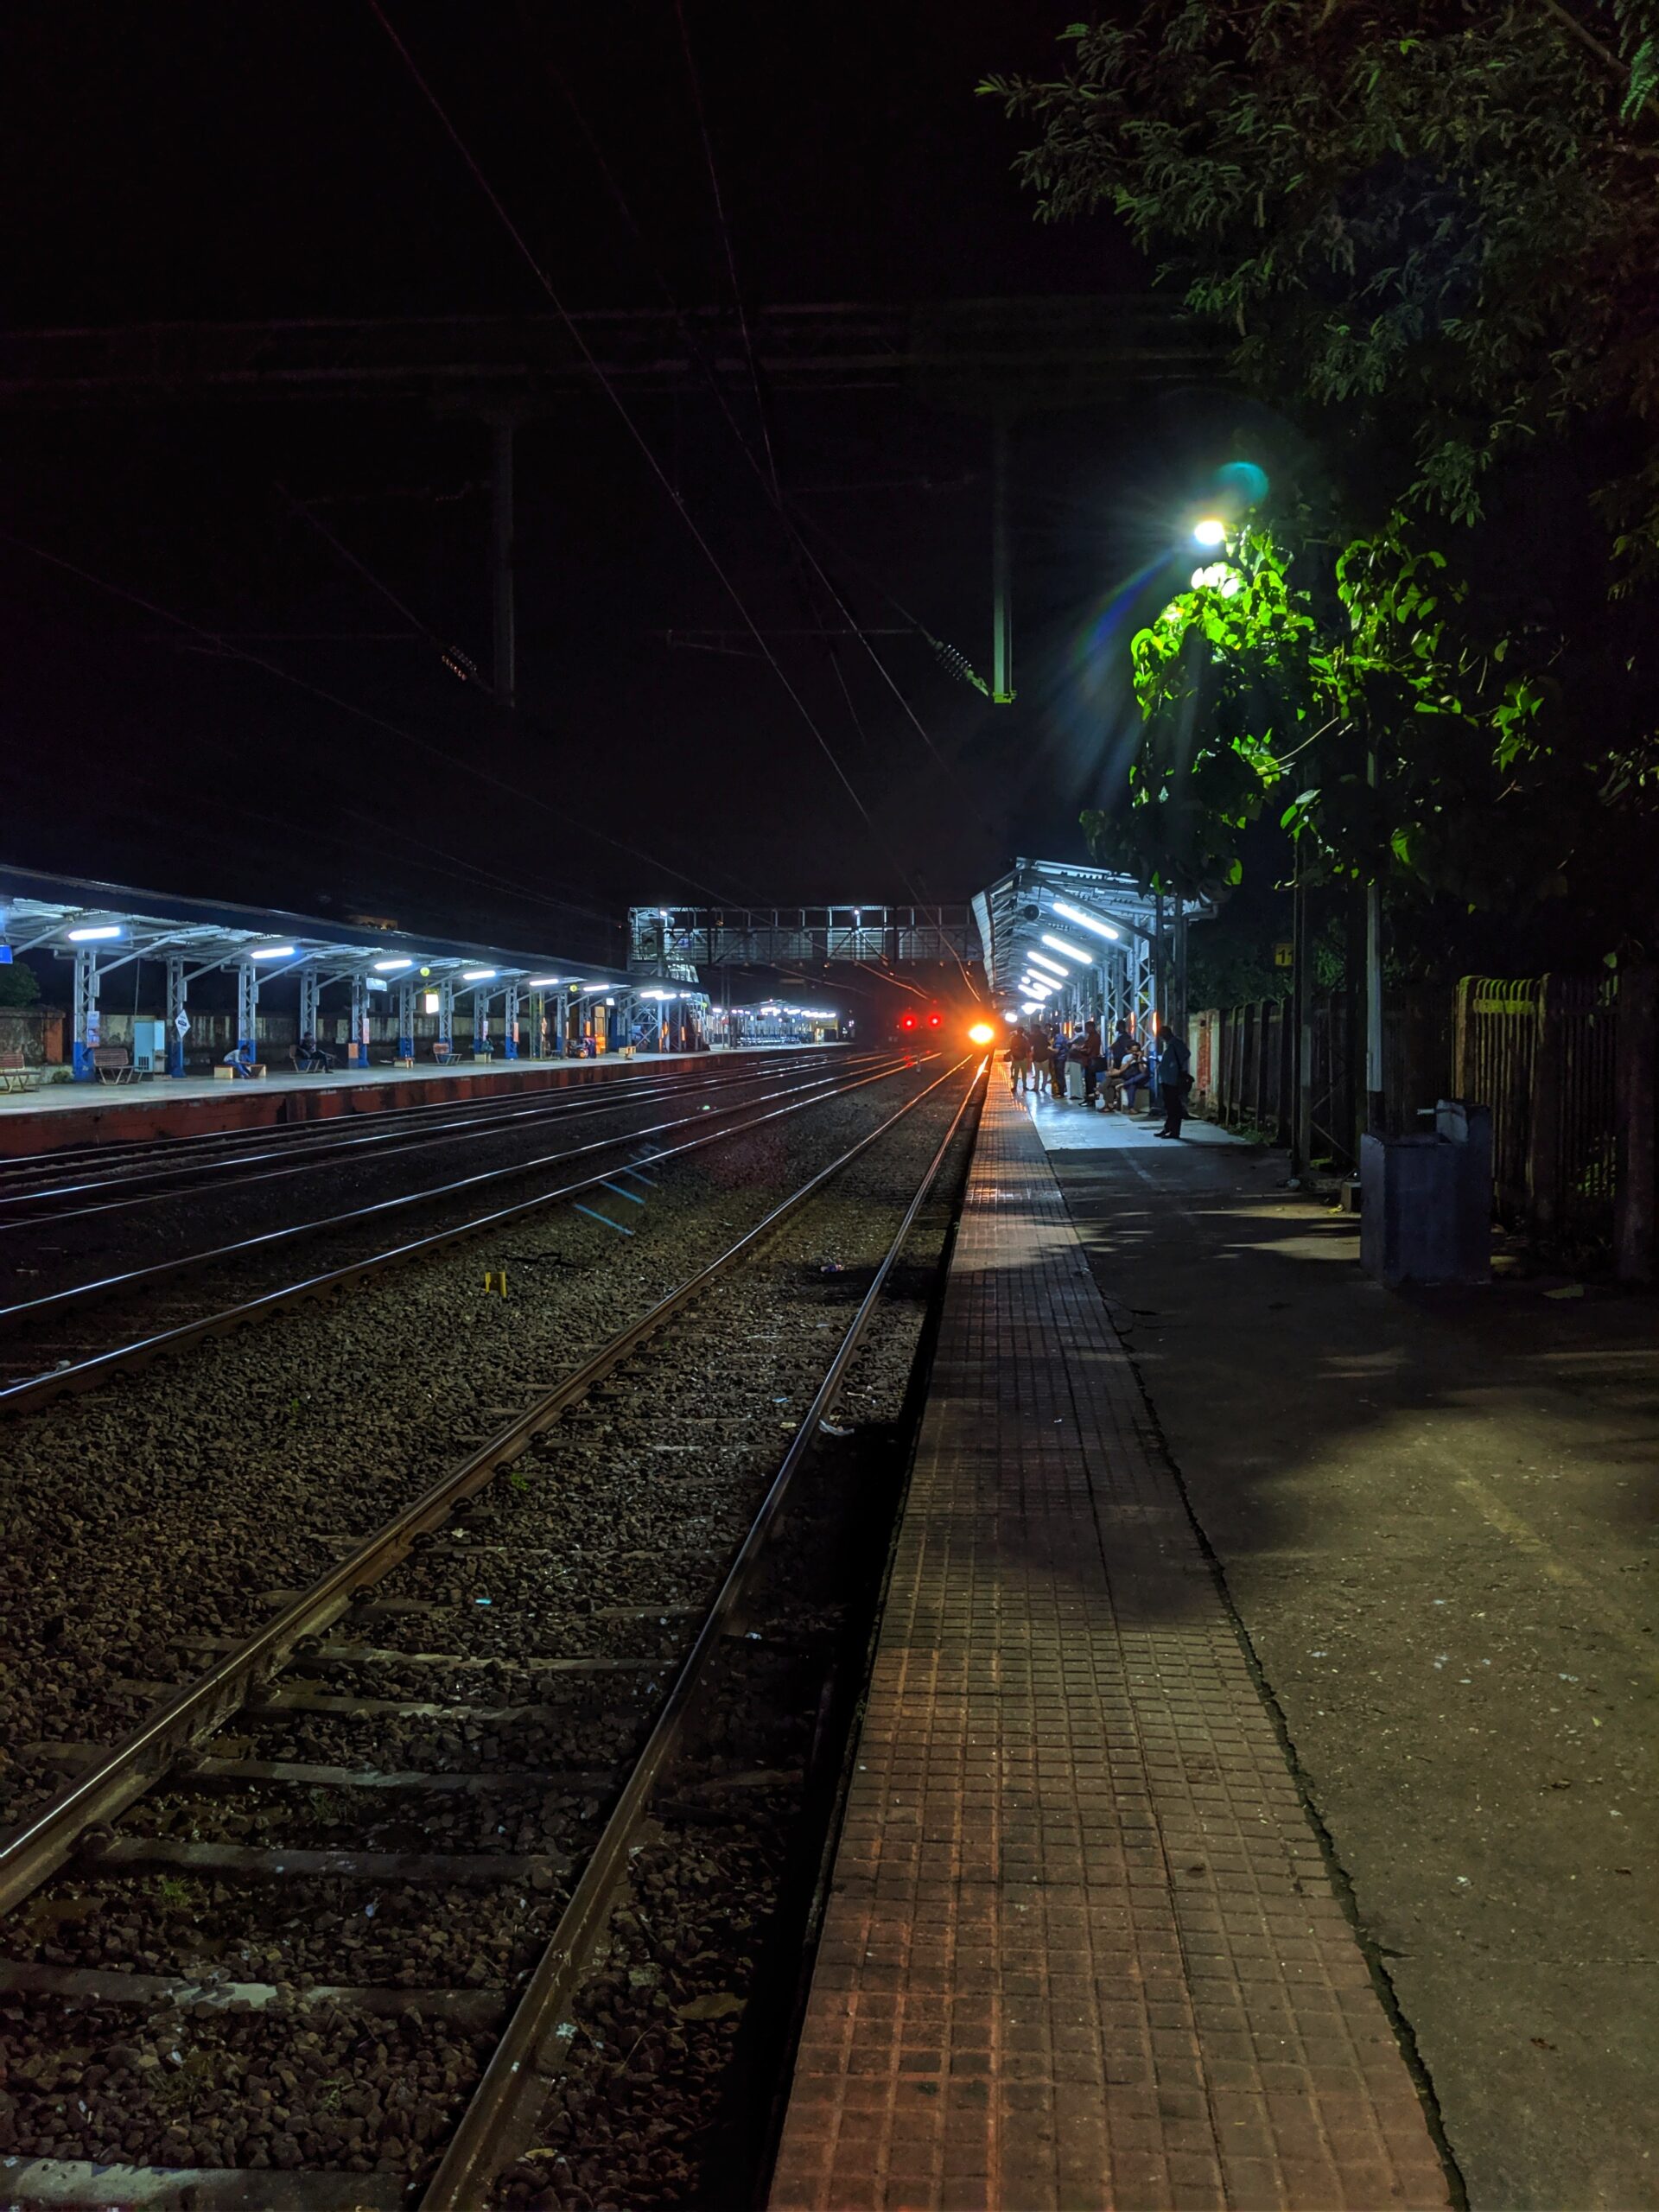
[{"left": 984, "top": 2, "right": 1659, "bottom": 956}]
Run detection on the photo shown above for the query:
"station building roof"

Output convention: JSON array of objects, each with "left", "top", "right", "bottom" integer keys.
[{"left": 0, "top": 863, "right": 638, "bottom": 995}]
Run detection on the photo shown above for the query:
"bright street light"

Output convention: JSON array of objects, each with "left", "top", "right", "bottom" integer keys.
[
  {"left": 1192, "top": 517, "right": 1227, "bottom": 549},
  {"left": 1052, "top": 899, "right": 1120, "bottom": 943}
]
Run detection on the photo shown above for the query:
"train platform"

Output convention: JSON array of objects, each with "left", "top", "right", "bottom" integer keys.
[
  {"left": 769, "top": 1082, "right": 1453, "bottom": 2212},
  {"left": 0, "top": 1044, "right": 817, "bottom": 1155}
]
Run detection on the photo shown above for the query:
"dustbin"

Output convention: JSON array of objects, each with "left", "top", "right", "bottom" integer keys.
[{"left": 1360, "top": 1099, "right": 1492, "bottom": 1287}]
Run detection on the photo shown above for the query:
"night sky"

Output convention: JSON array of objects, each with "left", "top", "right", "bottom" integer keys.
[{"left": 2, "top": 3, "right": 1246, "bottom": 982}]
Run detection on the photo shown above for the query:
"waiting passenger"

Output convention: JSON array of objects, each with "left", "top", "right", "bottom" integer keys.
[
  {"left": 1006, "top": 1025, "right": 1033, "bottom": 1093},
  {"left": 296, "top": 1033, "right": 334, "bottom": 1072},
  {"left": 222, "top": 1044, "right": 257, "bottom": 1079},
  {"left": 1074, "top": 1022, "right": 1103, "bottom": 1104}
]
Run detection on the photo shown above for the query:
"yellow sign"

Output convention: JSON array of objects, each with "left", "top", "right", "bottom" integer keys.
[{"left": 1274, "top": 942, "right": 1294, "bottom": 969}]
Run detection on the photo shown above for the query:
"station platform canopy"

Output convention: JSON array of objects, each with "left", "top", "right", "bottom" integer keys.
[
  {"left": 973, "top": 857, "right": 1217, "bottom": 1029},
  {"left": 0, "top": 862, "right": 648, "bottom": 1078}
]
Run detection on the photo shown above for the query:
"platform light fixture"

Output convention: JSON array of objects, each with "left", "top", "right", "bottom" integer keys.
[
  {"left": 524, "top": 975, "right": 562, "bottom": 987},
  {"left": 66, "top": 924, "right": 124, "bottom": 942},
  {"left": 1027, "top": 951, "right": 1068, "bottom": 979},
  {"left": 461, "top": 969, "right": 496, "bottom": 983},
  {"left": 250, "top": 944, "right": 296, "bottom": 960},
  {"left": 1038, "top": 931, "right": 1091, "bottom": 964},
  {"left": 373, "top": 957, "right": 414, "bottom": 973},
  {"left": 1051, "top": 899, "right": 1120, "bottom": 942}
]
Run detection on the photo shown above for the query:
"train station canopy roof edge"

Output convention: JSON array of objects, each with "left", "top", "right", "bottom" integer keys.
[
  {"left": 978, "top": 857, "right": 1217, "bottom": 1003},
  {"left": 0, "top": 863, "right": 637, "bottom": 991}
]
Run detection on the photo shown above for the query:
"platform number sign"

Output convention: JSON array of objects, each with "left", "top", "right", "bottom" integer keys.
[{"left": 1274, "top": 942, "right": 1294, "bottom": 969}]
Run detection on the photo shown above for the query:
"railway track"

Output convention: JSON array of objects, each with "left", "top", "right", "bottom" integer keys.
[
  {"left": 0, "top": 1051, "right": 849, "bottom": 1226},
  {"left": 0, "top": 1056, "right": 984, "bottom": 2208},
  {"left": 0, "top": 1051, "right": 920, "bottom": 1406}
]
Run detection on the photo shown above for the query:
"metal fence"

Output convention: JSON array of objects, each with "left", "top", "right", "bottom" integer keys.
[
  {"left": 1452, "top": 975, "right": 1618, "bottom": 1248},
  {"left": 1195, "top": 973, "right": 1624, "bottom": 1254}
]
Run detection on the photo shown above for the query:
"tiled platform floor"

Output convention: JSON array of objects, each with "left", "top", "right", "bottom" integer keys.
[{"left": 768, "top": 1084, "right": 1451, "bottom": 2212}]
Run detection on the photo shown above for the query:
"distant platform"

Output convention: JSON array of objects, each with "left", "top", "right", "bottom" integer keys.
[{"left": 0, "top": 1045, "right": 830, "bottom": 1155}]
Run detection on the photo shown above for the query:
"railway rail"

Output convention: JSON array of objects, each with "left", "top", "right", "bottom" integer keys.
[
  {"left": 0, "top": 1051, "right": 920, "bottom": 1408},
  {"left": 0, "top": 1056, "right": 984, "bottom": 2208},
  {"left": 0, "top": 1052, "right": 848, "bottom": 1223}
]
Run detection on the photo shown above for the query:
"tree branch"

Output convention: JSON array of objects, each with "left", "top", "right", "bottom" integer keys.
[{"left": 1536, "top": 0, "right": 1659, "bottom": 124}]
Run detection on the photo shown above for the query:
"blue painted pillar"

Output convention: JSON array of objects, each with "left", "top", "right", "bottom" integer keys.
[
  {"left": 472, "top": 988, "right": 491, "bottom": 1058},
  {"left": 164, "top": 954, "right": 188, "bottom": 1076},
  {"left": 503, "top": 979, "right": 520, "bottom": 1059},
  {"left": 437, "top": 979, "right": 455, "bottom": 1053},
  {"left": 72, "top": 947, "right": 99, "bottom": 1080},
  {"left": 297, "top": 964, "right": 321, "bottom": 1055},
  {"left": 397, "top": 981, "right": 416, "bottom": 1064},
  {"left": 349, "top": 975, "right": 372, "bottom": 1066},
  {"left": 236, "top": 960, "right": 259, "bottom": 1059}
]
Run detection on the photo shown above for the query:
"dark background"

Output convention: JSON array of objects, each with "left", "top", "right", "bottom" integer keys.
[{"left": 1, "top": 2, "right": 1249, "bottom": 981}]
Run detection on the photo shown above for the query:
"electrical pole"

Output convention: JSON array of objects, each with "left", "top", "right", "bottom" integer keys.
[
  {"left": 490, "top": 417, "right": 516, "bottom": 712},
  {"left": 991, "top": 416, "right": 1014, "bottom": 704}
]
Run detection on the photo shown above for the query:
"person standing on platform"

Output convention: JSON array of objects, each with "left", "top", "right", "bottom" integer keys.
[
  {"left": 1051, "top": 1028, "right": 1070, "bottom": 1099},
  {"left": 1156, "top": 1023, "right": 1193, "bottom": 1138},
  {"left": 1007, "top": 1024, "right": 1033, "bottom": 1094},
  {"left": 1075, "top": 1021, "right": 1103, "bottom": 1106},
  {"left": 1028, "top": 1025, "right": 1053, "bottom": 1096}
]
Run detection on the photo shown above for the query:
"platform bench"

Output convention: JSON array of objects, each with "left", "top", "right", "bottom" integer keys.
[
  {"left": 92, "top": 1046, "right": 141, "bottom": 1085},
  {"left": 0, "top": 1051, "right": 42, "bottom": 1092},
  {"left": 213, "top": 1062, "right": 268, "bottom": 1081}
]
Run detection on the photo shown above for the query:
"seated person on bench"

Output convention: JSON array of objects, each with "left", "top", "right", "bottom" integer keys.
[
  {"left": 296, "top": 1032, "right": 334, "bottom": 1071},
  {"left": 222, "top": 1043, "right": 257, "bottom": 1079}
]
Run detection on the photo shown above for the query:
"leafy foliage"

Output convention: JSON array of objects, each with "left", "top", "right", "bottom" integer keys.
[{"left": 986, "top": 2, "right": 1659, "bottom": 949}]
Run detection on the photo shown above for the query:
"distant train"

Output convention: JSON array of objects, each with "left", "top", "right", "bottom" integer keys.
[{"left": 892, "top": 1007, "right": 1000, "bottom": 1049}]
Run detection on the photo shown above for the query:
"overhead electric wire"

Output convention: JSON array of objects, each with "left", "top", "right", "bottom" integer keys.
[
  {"left": 504, "top": 4, "right": 984, "bottom": 996},
  {"left": 365, "top": 0, "right": 898, "bottom": 866},
  {"left": 276, "top": 483, "right": 491, "bottom": 692},
  {"left": 542, "top": 12, "right": 982, "bottom": 826},
  {"left": 0, "top": 527, "right": 748, "bottom": 919}
]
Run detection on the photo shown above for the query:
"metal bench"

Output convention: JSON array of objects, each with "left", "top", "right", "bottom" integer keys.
[
  {"left": 91, "top": 1045, "right": 141, "bottom": 1085},
  {"left": 0, "top": 1050, "right": 42, "bottom": 1093}
]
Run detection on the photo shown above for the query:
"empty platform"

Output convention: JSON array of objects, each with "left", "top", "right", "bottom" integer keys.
[{"left": 768, "top": 1084, "right": 1451, "bottom": 2211}]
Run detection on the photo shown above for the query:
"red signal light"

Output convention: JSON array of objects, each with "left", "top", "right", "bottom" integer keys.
[
  {"left": 926, "top": 1012, "right": 943, "bottom": 1029},
  {"left": 899, "top": 1013, "right": 918, "bottom": 1032}
]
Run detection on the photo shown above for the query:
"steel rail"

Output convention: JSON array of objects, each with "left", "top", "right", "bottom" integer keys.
[
  {"left": 0, "top": 1056, "right": 974, "bottom": 1923},
  {"left": 0, "top": 1052, "right": 882, "bottom": 1229},
  {"left": 0, "top": 1052, "right": 932, "bottom": 1418},
  {"left": 0, "top": 1049, "right": 851, "bottom": 1211},
  {"left": 0, "top": 1051, "right": 817, "bottom": 1183},
  {"left": 0, "top": 1052, "right": 918, "bottom": 1357},
  {"left": 421, "top": 1056, "right": 987, "bottom": 2209}
]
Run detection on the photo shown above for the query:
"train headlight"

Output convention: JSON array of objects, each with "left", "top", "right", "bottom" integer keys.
[{"left": 968, "top": 1022, "right": 996, "bottom": 1046}]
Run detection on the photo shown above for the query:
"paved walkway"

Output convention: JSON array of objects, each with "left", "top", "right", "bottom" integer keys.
[
  {"left": 1039, "top": 1112, "right": 1657, "bottom": 2211},
  {"left": 771, "top": 1084, "right": 1450, "bottom": 2212}
]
